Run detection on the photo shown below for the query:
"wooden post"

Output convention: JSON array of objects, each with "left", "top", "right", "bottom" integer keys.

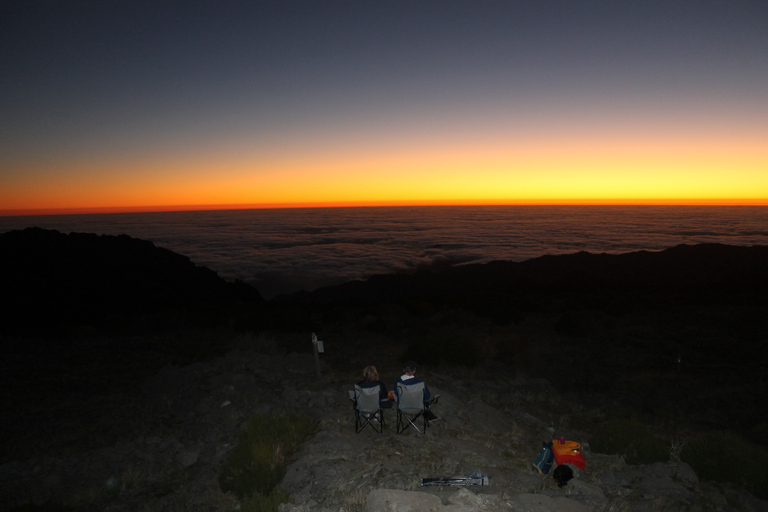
[{"left": 312, "top": 332, "right": 322, "bottom": 380}]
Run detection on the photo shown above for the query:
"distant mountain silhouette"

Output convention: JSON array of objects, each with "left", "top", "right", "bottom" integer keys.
[
  {"left": 3, "top": 227, "right": 766, "bottom": 339},
  {"left": 286, "top": 243, "right": 767, "bottom": 298},
  {"left": 0, "top": 227, "right": 264, "bottom": 336},
  {"left": 280, "top": 243, "right": 768, "bottom": 325}
]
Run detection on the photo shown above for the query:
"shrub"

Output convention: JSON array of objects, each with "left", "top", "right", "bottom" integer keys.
[
  {"left": 219, "top": 414, "right": 318, "bottom": 509},
  {"left": 241, "top": 488, "right": 292, "bottom": 512},
  {"left": 231, "top": 331, "right": 282, "bottom": 354},
  {"left": 590, "top": 418, "right": 669, "bottom": 465},
  {"left": 400, "top": 320, "right": 485, "bottom": 369},
  {"left": 5, "top": 503, "right": 73, "bottom": 512},
  {"left": 682, "top": 431, "right": 768, "bottom": 499}
]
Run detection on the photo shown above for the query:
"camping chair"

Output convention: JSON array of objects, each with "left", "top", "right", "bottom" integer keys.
[
  {"left": 350, "top": 383, "right": 385, "bottom": 434},
  {"left": 396, "top": 381, "right": 429, "bottom": 434}
]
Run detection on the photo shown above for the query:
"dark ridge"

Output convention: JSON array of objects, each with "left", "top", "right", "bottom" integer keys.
[
  {"left": 281, "top": 243, "right": 768, "bottom": 310},
  {"left": 0, "top": 227, "right": 264, "bottom": 337},
  {"left": 267, "top": 243, "right": 768, "bottom": 370}
]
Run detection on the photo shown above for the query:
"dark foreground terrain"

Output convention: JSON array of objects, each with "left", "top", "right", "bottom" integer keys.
[
  {"left": 1, "top": 227, "right": 767, "bottom": 510},
  {"left": 268, "top": 240, "right": 768, "bottom": 444}
]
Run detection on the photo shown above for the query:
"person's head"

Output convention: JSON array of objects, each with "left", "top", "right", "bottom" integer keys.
[
  {"left": 403, "top": 360, "right": 417, "bottom": 375},
  {"left": 363, "top": 365, "right": 379, "bottom": 381}
]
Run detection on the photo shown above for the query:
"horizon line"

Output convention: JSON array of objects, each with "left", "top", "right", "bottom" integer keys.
[{"left": 2, "top": 198, "right": 768, "bottom": 217}]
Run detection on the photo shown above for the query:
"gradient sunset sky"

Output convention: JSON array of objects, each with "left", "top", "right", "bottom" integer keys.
[{"left": 2, "top": 0, "right": 767, "bottom": 214}]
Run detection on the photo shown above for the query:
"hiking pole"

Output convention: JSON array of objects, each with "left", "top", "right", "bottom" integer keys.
[{"left": 422, "top": 470, "right": 490, "bottom": 487}]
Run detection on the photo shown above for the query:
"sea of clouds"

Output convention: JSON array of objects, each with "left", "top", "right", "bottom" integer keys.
[{"left": 2, "top": 205, "right": 767, "bottom": 298}]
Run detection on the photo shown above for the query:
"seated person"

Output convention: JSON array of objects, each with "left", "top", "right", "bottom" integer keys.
[
  {"left": 357, "top": 365, "right": 392, "bottom": 409},
  {"left": 394, "top": 360, "right": 438, "bottom": 421}
]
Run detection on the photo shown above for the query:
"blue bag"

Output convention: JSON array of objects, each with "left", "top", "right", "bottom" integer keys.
[{"left": 531, "top": 441, "right": 554, "bottom": 475}]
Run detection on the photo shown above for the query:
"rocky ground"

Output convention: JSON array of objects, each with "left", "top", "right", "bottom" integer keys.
[{"left": 2, "top": 347, "right": 766, "bottom": 512}]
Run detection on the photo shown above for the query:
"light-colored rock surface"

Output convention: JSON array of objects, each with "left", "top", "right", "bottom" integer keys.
[{"left": 2, "top": 349, "right": 766, "bottom": 512}]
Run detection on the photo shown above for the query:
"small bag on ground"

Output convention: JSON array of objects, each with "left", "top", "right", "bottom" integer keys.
[{"left": 531, "top": 441, "right": 554, "bottom": 475}]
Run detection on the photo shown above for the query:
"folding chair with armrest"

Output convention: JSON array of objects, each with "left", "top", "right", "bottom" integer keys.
[
  {"left": 350, "top": 383, "right": 385, "bottom": 434},
  {"left": 396, "top": 381, "right": 432, "bottom": 434}
]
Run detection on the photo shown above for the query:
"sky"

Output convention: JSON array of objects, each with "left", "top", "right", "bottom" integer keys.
[{"left": 1, "top": 0, "right": 767, "bottom": 215}]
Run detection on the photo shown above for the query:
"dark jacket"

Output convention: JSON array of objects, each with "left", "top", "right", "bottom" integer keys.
[
  {"left": 357, "top": 379, "right": 391, "bottom": 403},
  {"left": 394, "top": 374, "right": 431, "bottom": 402}
]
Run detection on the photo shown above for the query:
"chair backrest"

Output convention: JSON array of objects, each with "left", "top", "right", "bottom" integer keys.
[
  {"left": 397, "top": 381, "right": 425, "bottom": 414},
  {"left": 355, "top": 383, "right": 382, "bottom": 414}
]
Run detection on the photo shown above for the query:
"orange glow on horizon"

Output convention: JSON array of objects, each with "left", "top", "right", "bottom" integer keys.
[
  {"left": 2, "top": 197, "right": 768, "bottom": 217},
  {"left": 2, "top": 126, "right": 765, "bottom": 216}
]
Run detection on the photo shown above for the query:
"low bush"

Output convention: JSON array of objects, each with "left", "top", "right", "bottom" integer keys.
[
  {"left": 400, "top": 316, "right": 486, "bottom": 369},
  {"left": 682, "top": 430, "right": 768, "bottom": 499},
  {"left": 4, "top": 502, "right": 73, "bottom": 512},
  {"left": 231, "top": 331, "right": 282, "bottom": 354},
  {"left": 590, "top": 418, "right": 669, "bottom": 465},
  {"left": 219, "top": 414, "right": 318, "bottom": 510},
  {"left": 402, "top": 336, "right": 483, "bottom": 368},
  {"left": 240, "top": 488, "right": 292, "bottom": 512}
]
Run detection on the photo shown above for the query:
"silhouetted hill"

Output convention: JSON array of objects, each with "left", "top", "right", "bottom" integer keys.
[
  {"left": 0, "top": 227, "right": 264, "bottom": 337},
  {"left": 280, "top": 243, "right": 768, "bottom": 325}
]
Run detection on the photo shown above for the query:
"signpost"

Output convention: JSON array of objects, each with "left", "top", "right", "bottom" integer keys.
[{"left": 311, "top": 332, "right": 324, "bottom": 380}]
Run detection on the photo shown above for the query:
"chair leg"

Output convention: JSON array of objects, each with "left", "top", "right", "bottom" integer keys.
[
  {"left": 356, "top": 409, "right": 384, "bottom": 434},
  {"left": 397, "top": 410, "right": 426, "bottom": 434}
]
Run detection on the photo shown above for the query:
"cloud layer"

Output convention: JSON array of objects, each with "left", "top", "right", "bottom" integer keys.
[{"left": 2, "top": 206, "right": 767, "bottom": 298}]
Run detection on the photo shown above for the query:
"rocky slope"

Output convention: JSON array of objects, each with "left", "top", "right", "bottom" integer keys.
[{"left": 2, "top": 348, "right": 765, "bottom": 512}]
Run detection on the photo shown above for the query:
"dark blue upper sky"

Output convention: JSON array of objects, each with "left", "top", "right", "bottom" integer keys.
[{"left": 2, "top": 1, "right": 767, "bottom": 212}]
